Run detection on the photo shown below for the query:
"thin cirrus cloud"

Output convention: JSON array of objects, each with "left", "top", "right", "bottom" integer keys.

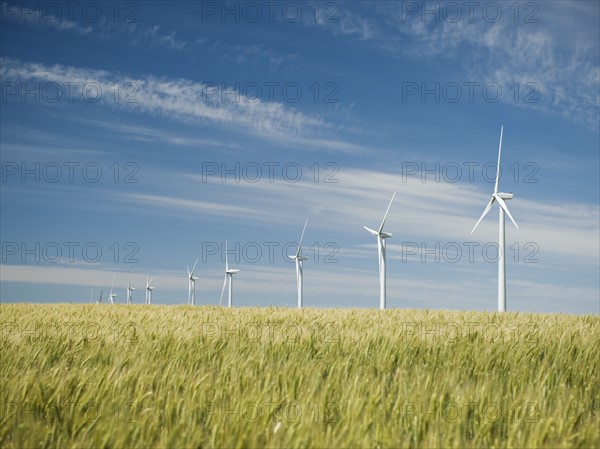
[
  {"left": 0, "top": 3, "right": 92, "bottom": 35},
  {"left": 0, "top": 58, "right": 363, "bottom": 153},
  {"left": 101, "top": 166, "right": 599, "bottom": 263},
  {"left": 314, "top": 2, "right": 599, "bottom": 131}
]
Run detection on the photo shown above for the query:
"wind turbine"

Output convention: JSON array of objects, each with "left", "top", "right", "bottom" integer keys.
[
  {"left": 108, "top": 273, "right": 117, "bottom": 304},
  {"left": 471, "top": 126, "right": 519, "bottom": 312},
  {"left": 126, "top": 272, "right": 135, "bottom": 304},
  {"left": 96, "top": 290, "right": 103, "bottom": 304},
  {"left": 364, "top": 191, "right": 396, "bottom": 310},
  {"left": 288, "top": 219, "right": 309, "bottom": 308},
  {"left": 187, "top": 258, "right": 199, "bottom": 305},
  {"left": 220, "top": 241, "right": 239, "bottom": 308},
  {"left": 145, "top": 274, "right": 155, "bottom": 305}
]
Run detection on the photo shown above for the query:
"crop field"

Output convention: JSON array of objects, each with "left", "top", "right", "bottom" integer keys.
[{"left": 0, "top": 304, "right": 598, "bottom": 448}]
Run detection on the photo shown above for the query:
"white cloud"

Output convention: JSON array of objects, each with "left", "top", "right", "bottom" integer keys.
[
  {"left": 312, "top": 1, "right": 600, "bottom": 131},
  {"left": 0, "top": 58, "right": 362, "bottom": 152}
]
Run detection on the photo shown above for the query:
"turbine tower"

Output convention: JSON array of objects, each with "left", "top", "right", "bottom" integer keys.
[
  {"left": 471, "top": 126, "right": 519, "bottom": 312},
  {"left": 126, "top": 272, "right": 135, "bottom": 304},
  {"left": 289, "top": 219, "right": 309, "bottom": 308},
  {"left": 187, "top": 258, "right": 199, "bottom": 305},
  {"left": 364, "top": 191, "right": 396, "bottom": 310},
  {"left": 220, "top": 241, "right": 239, "bottom": 308},
  {"left": 145, "top": 274, "right": 155, "bottom": 305},
  {"left": 108, "top": 273, "right": 117, "bottom": 304}
]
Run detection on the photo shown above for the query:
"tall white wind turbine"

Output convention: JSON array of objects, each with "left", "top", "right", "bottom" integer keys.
[
  {"left": 364, "top": 191, "right": 396, "bottom": 310},
  {"left": 471, "top": 126, "right": 519, "bottom": 312},
  {"left": 187, "top": 258, "right": 199, "bottom": 305},
  {"left": 109, "top": 273, "right": 117, "bottom": 304},
  {"left": 220, "top": 241, "right": 239, "bottom": 308},
  {"left": 289, "top": 219, "right": 309, "bottom": 308},
  {"left": 145, "top": 274, "right": 155, "bottom": 305},
  {"left": 126, "top": 272, "right": 135, "bottom": 304}
]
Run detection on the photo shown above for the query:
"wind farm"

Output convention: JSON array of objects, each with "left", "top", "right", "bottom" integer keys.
[{"left": 2, "top": 2, "right": 598, "bottom": 448}]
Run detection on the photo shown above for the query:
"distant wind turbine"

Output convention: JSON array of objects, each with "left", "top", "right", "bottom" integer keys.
[
  {"left": 364, "top": 191, "right": 396, "bottom": 310},
  {"left": 145, "top": 274, "right": 155, "bottom": 305},
  {"left": 126, "top": 272, "right": 135, "bottom": 304},
  {"left": 471, "top": 126, "right": 519, "bottom": 312},
  {"left": 109, "top": 273, "right": 117, "bottom": 304},
  {"left": 288, "top": 219, "right": 309, "bottom": 308},
  {"left": 220, "top": 241, "right": 239, "bottom": 308},
  {"left": 96, "top": 290, "right": 103, "bottom": 304},
  {"left": 187, "top": 258, "right": 199, "bottom": 305}
]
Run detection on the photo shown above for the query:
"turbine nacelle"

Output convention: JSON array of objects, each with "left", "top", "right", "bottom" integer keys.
[
  {"left": 497, "top": 192, "right": 513, "bottom": 200},
  {"left": 363, "top": 226, "right": 392, "bottom": 239},
  {"left": 289, "top": 255, "right": 308, "bottom": 261}
]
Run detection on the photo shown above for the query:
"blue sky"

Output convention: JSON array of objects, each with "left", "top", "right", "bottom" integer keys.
[{"left": 1, "top": 1, "right": 598, "bottom": 313}]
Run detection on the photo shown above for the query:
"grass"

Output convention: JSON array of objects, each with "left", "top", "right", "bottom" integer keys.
[{"left": 0, "top": 304, "right": 598, "bottom": 448}]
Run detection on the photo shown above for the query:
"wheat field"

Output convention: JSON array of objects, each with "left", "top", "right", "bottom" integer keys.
[{"left": 1, "top": 304, "right": 598, "bottom": 448}]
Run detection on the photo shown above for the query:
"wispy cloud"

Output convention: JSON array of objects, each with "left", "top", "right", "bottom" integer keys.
[
  {"left": 0, "top": 58, "right": 362, "bottom": 152},
  {"left": 312, "top": 1, "right": 600, "bottom": 131},
  {"left": 1, "top": 3, "right": 92, "bottom": 35},
  {"left": 100, "top": 166, "right": 600, "bottom": 263}
]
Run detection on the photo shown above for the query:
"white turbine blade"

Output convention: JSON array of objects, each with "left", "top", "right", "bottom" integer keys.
[
  {"left": 219, "top": 275, "right": 228, "bottom": 306},
  {"left": 378, "top": 190, "right": 397, "bottom": 233},
  {"left": 296, "top": 219, "right": 309, "bottom": 257},
  {"left": 494, "top": 126, "right": 503, "bottom": 194},
  {"left": 364, "top": 226, "right": 379, "bottom": 237},
  {"left": 191, "top": 258, "right": 199, "bottom": 275},
  {"left": 187, "top": 265, "right": 191, "bottom": 277},
  {"left": 471, "top": 196, "right": 496, "bottom": 234},
  {"left": 495, "top": 194, "right": 519, "bottom": 229}
]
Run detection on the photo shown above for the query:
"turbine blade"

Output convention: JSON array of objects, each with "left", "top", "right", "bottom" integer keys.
[
  {"left": 187, "top": 265, "right": 190, "bottom": 277},
  {"left": 471, "top": 196, "right": 495, "bottom": 234},
  {"left": 494, "top": 126, "right": 503, "bottom": 194},
  {"left": 495, "top": 194, "right": 519, "bottom": 229},
  {"left": 225, "top": 241, "right": 229, "bottom": 271},
  {"left": 378, "top": 191, "right": 397, "bottom": 233},
  {"left": 219, "top": 275, "right": 228, "bottom": 306},
  {"left": 191, "top": 257, "right": 198, "bottom": 275},
  {"left": 364, "top": 226, "right": 379, "bottom": 237},
  {"left": 296, "top": 219, "right": 309, "bottom": 257}
]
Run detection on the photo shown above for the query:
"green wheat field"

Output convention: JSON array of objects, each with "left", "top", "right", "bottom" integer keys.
[{"left": 1, "top": 304, "right": 598, "bottom": 448}]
